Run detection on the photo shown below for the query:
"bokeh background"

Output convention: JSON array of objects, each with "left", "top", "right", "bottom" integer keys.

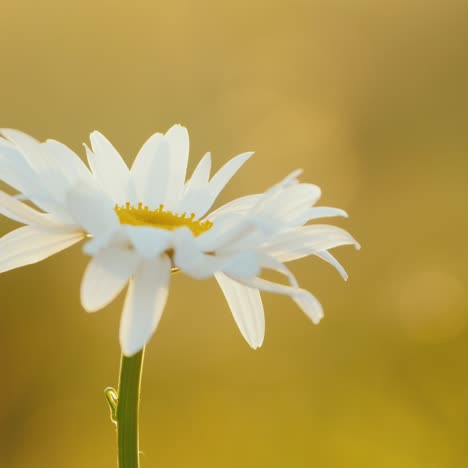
[{"left": 1, "top": 1, "right": 468, "bottom": 467}]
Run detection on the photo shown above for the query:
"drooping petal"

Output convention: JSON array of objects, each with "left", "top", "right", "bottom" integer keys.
[
  {"left": 43, "top": 139, "right": 93, "bottom": 187},
  {"left": 1, "top": 129, "right": 71, "bottom": 203},
  {"left": 66, "top": 182, "right": 119, "bottom": 236},
  {"left": 230, "top": 275, "right": 324, "bottom": 324},
  {"left": 215, "top": 273, "right": 265, "bottom": 349},
  {"left": 301, "top": 206, "right": 348, "bottom": 222},
  {"left": 119, "top": 255, "right": 171, "bottom": 356},
  {"left": 251, "top": 183, "right": 322, "bottom": 231},
  {"left": 0, "top": 190, "right": 62, "bottom": 227},
  {"left": 162, "top": 124, "right": 190, "bottom": 208},
  {"left": 262, "top": 224, "right": 360, "bottom": 262},
  {"left": 81, "top": 247, "right": 140, "bottom": 312},
  {"left": 0, "top": 138, "right": 46, "bottom": 199},
  {"left": 88, "top": 131, "right": 130, "bottom": 204},
  {"left": 0, "top": 225, "right": 84, "bottom": 274},
  {"left": 315, "top": 250, "right": 348, "bottom": 281}
]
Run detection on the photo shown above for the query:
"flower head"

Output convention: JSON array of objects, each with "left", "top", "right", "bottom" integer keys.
[{"left": 0, "top": 125, "right": 359, "bottom": 355}]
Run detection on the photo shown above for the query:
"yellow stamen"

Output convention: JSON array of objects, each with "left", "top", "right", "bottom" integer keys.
[{"left": 114, "top": 202, "right": 213, "bottom": 237}]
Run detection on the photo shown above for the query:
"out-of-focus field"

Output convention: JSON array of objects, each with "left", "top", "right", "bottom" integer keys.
[{"left": 1, "top": 1, "right": 467, "bottom": 467}]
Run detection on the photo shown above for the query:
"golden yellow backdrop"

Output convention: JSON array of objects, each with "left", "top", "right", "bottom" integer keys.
[{"left": 1, "top": 1, "right": 467, "bottom": 467}]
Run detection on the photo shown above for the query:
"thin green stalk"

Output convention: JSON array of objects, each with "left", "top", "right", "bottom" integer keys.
[{"left": 115, "top": 349, "right": 145, "bottom": 468}]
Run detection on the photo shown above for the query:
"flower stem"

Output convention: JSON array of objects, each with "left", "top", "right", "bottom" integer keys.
[{"left": 116, "top": 349, "right": 145, "bottom": 468}]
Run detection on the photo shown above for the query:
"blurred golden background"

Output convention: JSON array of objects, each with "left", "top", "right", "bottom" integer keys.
[{"left": 1, "top": 1, "right": 467, "bottom": 467}]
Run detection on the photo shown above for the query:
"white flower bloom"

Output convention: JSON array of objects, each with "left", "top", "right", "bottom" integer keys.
[{"left": 0, "top": 125, "right": 359, "bottom": 355}]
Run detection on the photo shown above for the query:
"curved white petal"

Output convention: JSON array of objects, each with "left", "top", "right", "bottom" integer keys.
[
  {"left": 120, "top": 255, "right": 171, "bottom": 356},
  {"left": 66, "top": 182, "right": 119, "bottom": 236},
  {"left": 0, "top": 138, "right": 47, "bottom": 199},
  {"left": 1, "top": 129, "right": 71, "bottom": 201},
  {"left": 301, "top": 206, "right": 348, "bottom": 221},
  {"left": 262, "top": 224, "right": 360, "bottom": 261},
  {"left": 215, "top": 273, "right": 264, "bottom": 349},
  {"left": 251, "top": 183, "right": 322, "bottom": 231},
  {"left": 162, "top": 124, "right": 190, "bottom": 208},
  {"left": 315, "top": 250, "right": 348, "bottom": 281},
  {"left": 0, "top": 225, "right": 83, "bottom": 274},
  {"left": 81, "top": 247, "right": 140, "bottom": 312},
  {"left": 88, "top": 131, "right": 130, "bottom": 204},
  {"left": 0, "top": 190, "right": 62, "bottom": 227},
  {"left": 43, "top": 139, "right": 93, "bottom": 187},
  {"left": 257, "top": 252, "right": 299, "bottom": 288},
  {"left": 206, "top": 194, "right": 261, "bottom": 220},
  {"left": 230, "top": 275, "right": 323, "bottom": 324}
]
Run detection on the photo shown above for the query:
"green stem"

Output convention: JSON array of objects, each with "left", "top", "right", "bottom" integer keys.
[{"left": 116, "top": 349, "right": 145, "bottom": 468}]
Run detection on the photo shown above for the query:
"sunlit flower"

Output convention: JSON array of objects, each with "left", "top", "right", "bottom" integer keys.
[{"left": 0, "top": 125, "right": 359, "bottom": 355}]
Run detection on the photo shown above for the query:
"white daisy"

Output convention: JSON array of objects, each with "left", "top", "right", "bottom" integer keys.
[{"left": 0, "top": 125, "right": 359, "bottom": 355}]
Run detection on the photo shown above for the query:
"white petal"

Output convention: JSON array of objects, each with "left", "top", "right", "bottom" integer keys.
[
  {"left": 206, "top": 194, "right": 262, "bottom": 220},
  {"left": 261, "top": 169, "right": 303, "bottom": 199},
  {"left": 0, "top": 190, "right": 62, "bottom": 227},
  {"left": 130, "top": 132, "right": 164, "bottom": 202},
  {"left": 251, "top": 183, "right": 322, "bottom": 231},
  {"left": 230, "top": 275, "right": 324, "bottom": 324},
  {"left": 66, "top": 182, "right": 119, "bottom": 236},
  {"left": 0, "top": 138, "right": 46, "bottom": 198},
  {"left": 172, "top": 226, "right": 259, "bottom": 279},
  {"left": 125, "top": 226, "right": 172, "bottom": 259},
  {"left": 81, "top": 247, "right": 140, "bottom": 312},
  {"left": 301, "top": 206, "right": 348, "bottom": 221},
  {"left": 43, "top": 139, "right": 93, "bottom": 187},
  {"left": 221, "top": 251, "right": 261, "bottom": 279},
  {"left": 257, "top": 252, "right": 299, "bottom": 288},
  {"left": 172, "top": 227, "right": 226, "bottom": 278},
  {"left": 185, "top": 152, "right": 254, "bottom": 218},
  {"left": 185, "top": 152, "right": 211, "bottom": 191},
  {"left": 120, "top": 255, "right": 171, "bottom": 356},
  {"left": 196, "top": 213, "right": 255, "bottom": 252},
  {"left": 315, "top": 250, "right": 348, "bottom": 281},
  {"left": 174, "top": 152, "right": 213, "bottom": 214},
  {"left": 215, "top": 273, "right": 265, "bottom": 349},
  {"left": 1, "top": 129, "right": 70, "bottom": 201},
  {"left": 162, "top": 124, "right": 190, "bottom": 208},
  {"left": 137, "top": 138, "right": 171, "bottom": 208},
  {"left": 262, "top": 225, "right": 360, "bottom": 262},
  {"left": 88, "top": 131, "right": 130, "bottom": 204},
  {"left": 0, "top": 225, "right": 83, "bottom": 274}
]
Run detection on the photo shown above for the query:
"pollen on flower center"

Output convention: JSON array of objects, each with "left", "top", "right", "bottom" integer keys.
[{"left": 114, "top": 202, "right": 213, "bottom": 236}]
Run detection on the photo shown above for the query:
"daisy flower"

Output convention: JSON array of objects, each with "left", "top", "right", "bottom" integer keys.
[{"left": 0, "top": 125, "right": 359, "bottom": 355}]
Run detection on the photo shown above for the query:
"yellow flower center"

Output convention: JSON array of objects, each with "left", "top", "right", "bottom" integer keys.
[{"left": 114, "top": 202, "right": 213, "bottom": 237}]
